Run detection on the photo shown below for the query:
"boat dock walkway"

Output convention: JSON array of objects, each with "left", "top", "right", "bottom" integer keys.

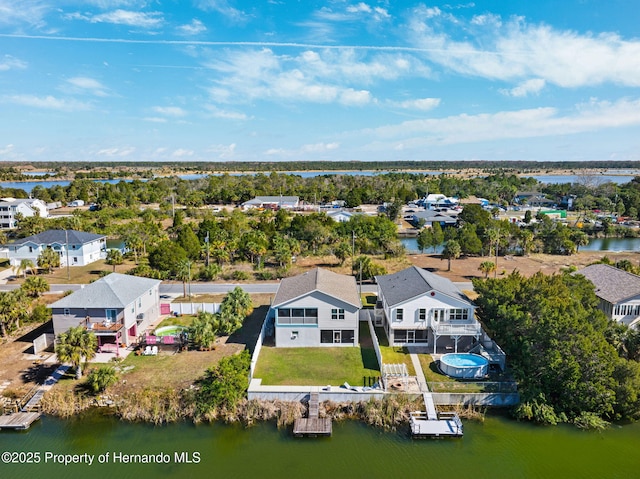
[
  {"left": 293, "top": 390, "right": 332, "bottom": 437},
  {"left": 407, "top": 349, "right": 463, "bottom": 438},
  {"left": 0, "top": 364, "right": 69, "bottom": 431}
]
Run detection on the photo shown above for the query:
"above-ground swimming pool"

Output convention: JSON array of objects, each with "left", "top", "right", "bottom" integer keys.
[
  {"left": 439, "top": 353, "right": 489, "bottom": 379},
  {"left": 154, "top": 325, "right": 187, "bottom": 337}
]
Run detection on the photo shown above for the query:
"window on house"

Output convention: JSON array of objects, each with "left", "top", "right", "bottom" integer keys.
[
  {"left": 29, "top": 246, "right": 33, "bottom": 253},
  {"left": 73, "top": 257, "right": 78, "bottom": 263},
  {"left": 331, "top": 308, "right": 345, "bottom": 320},
  {"left": 418, "top": 309, "right": 426, "bottom": 321},
  {"left": 277, "top": 308, "right": 317, "bottom": 325},
  {"left": 63, "top": 308, "right": 70, "bottom": 316},
  {"left": 395, "top": 309, "right": 403, "bottom": 321},
  {"left": 448, "top": 308, "right": 469, "bottom": 320}
]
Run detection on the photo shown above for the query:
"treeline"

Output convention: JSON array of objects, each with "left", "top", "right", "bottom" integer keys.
[
  {"left": 473, "top": 271, "right": 640, "bottom": 427},
  {"left": 5, "top": 160, "right": 640, "bottom": 173}
]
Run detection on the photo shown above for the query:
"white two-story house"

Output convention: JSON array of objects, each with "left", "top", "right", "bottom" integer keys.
[
  {"left": 0, "top": 198, "right": 49, "bottom": 229},
  {"left": 577, "top": 264, "right": 640, "bottom": 328},
  {"left": 7, "top": 229, "right": 107, "bottom": 268},
  {"left": 375, "top": 266, "right": 481, "bottom": 352},
  {"left": 271, "top": 267, "right": 361, "bottom": 347}
]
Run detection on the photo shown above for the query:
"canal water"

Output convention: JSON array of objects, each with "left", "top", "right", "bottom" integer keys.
[
  {"left": 401, "top": 237, "right": 640, "bottom": 253},
  {"left": 1, "top": 413, "right": 639, "bottom": 479}
]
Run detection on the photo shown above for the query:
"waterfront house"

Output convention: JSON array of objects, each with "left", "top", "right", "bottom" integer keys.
[
  {"left": 49, "top": 273, "right": 162, "bottom": 348},
  {"left": 271, "top": 267, "right": 361, "bottom": 347},
  {"left": 242, "top": 196, "right": 300, "bottom": 211},
  {"left": 0, "top": 198, "right": 49, "bottom": 230},
  {"left": 577, "top": 264, "right": 640, "bottom": 327},
  {"left": 7, "top": 229, "right": 107, "bottom": 268},
  {"left": 411, "top": 210, "right": 458, "bottom": 228},
  {"left": 327, "top": 210, "right": 356, "bottom": 223},
  {"left": 375, "top": 266, "right": 481, "bottom": 352}
]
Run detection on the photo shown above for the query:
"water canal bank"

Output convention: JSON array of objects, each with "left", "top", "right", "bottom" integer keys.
[{"left": 1, "top": 412, "right": 639, "bottom": 479}]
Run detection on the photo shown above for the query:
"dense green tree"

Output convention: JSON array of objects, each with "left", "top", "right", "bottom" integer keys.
[
  {"left": 478, "top": 261, "right": 496, "bottom": 278},
  {"left": 148, "top": 241, "right": 187, "bottom": 276},
  {"left": 353, "top": 255, "right": 387, "bottom": 281},
  {"left": 218, "top": 287, "right": 253, "bottom": 335},
  {"left": 473, "top": 271, "right": 640, "bottom": 424},
  {"left": 177, "top": 225, "right": 202, "bottom": 260},
  {"left": 0, "top": 289, "right": 29, "bottom": 337},
  {"left": 196, "top": 349, "right": 251, "bottom": 416},
  {"left": 55, "top": 326, "right": 98, "bottom": 379},
  {"left": 417, "top": 227, "right": 432, "bottom": 253}
]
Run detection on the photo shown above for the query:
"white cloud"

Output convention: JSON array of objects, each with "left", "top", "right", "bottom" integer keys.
[
  {"left": 67, "top": 76, "right": 109, "bottom": 97},
  {"left": 364, "top": 98, "right": 640, "bottom": 147},
  {"left": 206, "top": 143, "right": 237, "bottom": 159},
  {"left": 195, "top": 0, "right": 248, "bottom": 23},
  {"left": 390, "top": 97, "right": 441, "bottom": 110},
  {"left": 204, "top": 105, "right": 248, "bottom": 120},
  {"left": 177, "top": 19, "right": 207, "bottom": 35},
  {"left": 407, "top": 9, "right": 640, "bottom": 87},
  {"left": 0, "top": 0, "right": 49, "bottom": 28},
  {"left": 500, "top": 78, "right": 546, "bottom": 97},
  {"left": 96, "top": 147, "right": 136, "bottom": 157},
  {"left": 0, "top": 55, "right": 27, "bottom": 71},
  {"left": 152, "top": 106, "right": 187, "bottom": 117},
  {"left": 172, "top": 148, "right": 195, "bottom": 158},
  {"left": 301, "top": 142, "right": 340, "bottom": 152},
  {"left": 3, "top": 94, "right": 90, "bottom": 111},
  {"left": 143, "top": 117, "right": 167, "bottom": 123},
  {"left": 203, "top": 48, "right": 428, "bottom": 107},
  {"left": 73, "top": 9, "right": 164, "bottom": 29},
  {"left": 339, "top": 89, "right": 371, "bottom": 106}
]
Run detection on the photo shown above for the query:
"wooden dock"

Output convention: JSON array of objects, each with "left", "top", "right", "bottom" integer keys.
[
  {"left": 0, "top": 412, "right": 41, "bottom": 430},
  {"left": 410, "top": 411, "right": 463, "bottom": 438},
  {"left": 293, "top": 392, "right": 332, "bottom": 437}
]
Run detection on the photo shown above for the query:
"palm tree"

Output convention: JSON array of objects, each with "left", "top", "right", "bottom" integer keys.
[
  {"left": 21, "top": 276, "right": 49, "bottom": 298},
  {"left": 37, "top": 247, "right": 60, "bottom": 274},
  {"left": 442, "top": 240, "right": 461, "bottom": 272},
  {"left": 478, "top": 261, "right": 496, "bottom": 278},
  {"left": 0, "top": 289, "right": 29, "bottom": 337},
  {"left": 13, "top": 258, "right": 35, "bottom": 278},
  {"left": 175, "top": 259, "right": 193, "bottom": 298},
  {"left": 86, "top": 365, "right": 119, "bottom": 393},
  {"left": 55, "top": 326, "right": 97, "bottom": 379},
  {"left": 189, "top": 311, "right": 219, "bottom": 350},
  {"left": 105, "top": 249, "right": 124, "bottom": 272}
]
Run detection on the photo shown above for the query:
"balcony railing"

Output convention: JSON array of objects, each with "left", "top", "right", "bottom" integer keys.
[
  {"left": 88, "top": 321, "right": 123, "bottom": 333},
  {"left": 432, "top": 321, "right": 482, "bottom": 335}
]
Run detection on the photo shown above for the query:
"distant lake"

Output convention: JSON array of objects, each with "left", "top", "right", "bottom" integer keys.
[
  {"left": 0, "top": 179, "right": 137, "bottom": 194},
  {"left": 530, "top": 175, "right": 636, "bottom": 184},
  {"left": 401, "top": 236, "right": 640, "bottom": 253}
]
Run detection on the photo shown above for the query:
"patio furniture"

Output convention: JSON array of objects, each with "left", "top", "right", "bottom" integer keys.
[
  {"left": 143, "top": 346, "right": 152, "bottom": 355},
  {"left": 151, "top": 346, "right": 158, "bottom": 356}
]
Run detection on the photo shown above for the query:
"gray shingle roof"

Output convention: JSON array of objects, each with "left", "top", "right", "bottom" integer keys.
[
  {"left": 11, "top": 229, "right": 105, "bottom": 246},
  {"left": 375, "top": 266, "right": 473, "bottom": 307},
  {"left": 272, "top": 267, "right": 361, "bottom": 308},
  {"left": 49, "top": 273, "right": 161, "bottom": 309},
  {"left": 576, "top": 264, "right": 640, "bottom": 304}
]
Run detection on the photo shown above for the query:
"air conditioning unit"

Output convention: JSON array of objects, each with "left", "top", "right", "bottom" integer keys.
[{"left": 137, "top": 313, "right": 145, "bottom": 320}]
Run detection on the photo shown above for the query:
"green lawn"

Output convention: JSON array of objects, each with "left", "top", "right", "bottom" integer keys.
[
  {"left": 379, "top": 346, "right": 416, "bottom": 376},
  {"left": 254, "top": 346, "right": 380, "bottom": 386}
]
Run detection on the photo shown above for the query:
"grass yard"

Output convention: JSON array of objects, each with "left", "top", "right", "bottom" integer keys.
[
  {"left": 156, "top": 315, "right": 195, "bottom": 328},
  {"left": 254, "top": 346, "right": 380, "bottom": 386}
]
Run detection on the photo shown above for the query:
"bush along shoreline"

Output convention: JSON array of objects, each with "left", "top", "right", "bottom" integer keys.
[{"left": 40, "top": 350, "right": 485, "bottom": 429}]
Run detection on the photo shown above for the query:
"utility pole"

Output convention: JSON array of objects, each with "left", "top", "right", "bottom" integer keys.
[
  {"left": 65, "top": 229, "right": 70, "bottom": 281},
  {"left": 205, "top": 232, "right": 210, "bottom": 267},
  {"left": 351, "top": 231, "right": 356, "bottom": 276}
]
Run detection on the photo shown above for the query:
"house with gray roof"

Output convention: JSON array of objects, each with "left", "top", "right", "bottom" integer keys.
[
  {"left": 577, "top": 264, "right": 640, "bottom": 327},
  {"left": 411, "top": 210, "right": 458, "bottom": 228},
  {"left": 375, "top": 266, "right": 481, "bottom": 352},
  {"left": 49, "top": 273, "right": 162, "bottom": 348},
  {"left": 7, "top": 229, "right": 106, "bottom": 269},
  {"left": 241, "top": 196, "right": 300, "bottom": 211},
  {"left": 270, "top": 267, "right": 361, "bottom": 347}
]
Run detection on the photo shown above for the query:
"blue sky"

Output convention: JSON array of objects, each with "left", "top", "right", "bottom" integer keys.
[{"left": 1, "top": 0, "right": 639, "bottom": 163}]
